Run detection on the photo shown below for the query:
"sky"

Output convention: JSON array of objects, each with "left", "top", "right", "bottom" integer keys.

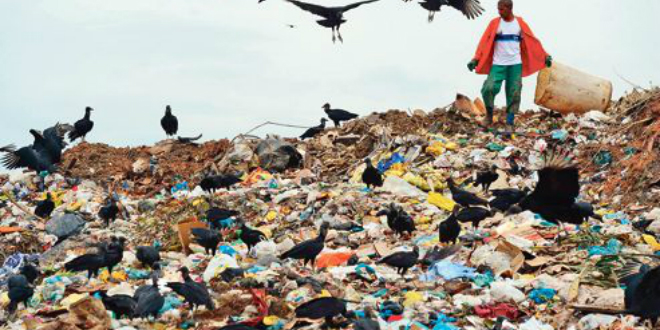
[{"left": 0, "top": 0, "right": 658, "bottom": 149}]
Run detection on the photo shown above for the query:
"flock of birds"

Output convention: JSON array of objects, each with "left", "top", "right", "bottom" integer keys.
[
  {"left": 267, "top": 0, "right": 485, "bottom": 42},
  {"left": 3, "top": 103, "right": 660, "bottom": 326}
]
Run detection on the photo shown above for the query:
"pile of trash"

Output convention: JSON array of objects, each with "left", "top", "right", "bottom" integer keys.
[{"left": 3, "top": 89, "right": 660, "bottom": 330}]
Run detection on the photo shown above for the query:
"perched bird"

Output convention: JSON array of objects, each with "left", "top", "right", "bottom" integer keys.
[
  {"left": 377, "top": 203, "right": 416, "bottom": 237},
  {"left": 439, "top": 207, "right": 461, "bottom": 244},
  {"left": 6, "top": 274, "right": 33, "bottom": 314},
  {"left": 489, "top": 188, "right": 528, "bottom": 212},
  {"left": 362, "top": 158, "right": 383, "bottom": 189},
  {"left": 353, "top": 306, "right": 381, "bottom": 330},
  {"left": 103, "top": 236, "right": 126, "bottom": 275},
  {"left": 285, "top": 0, "right": 380, "bottom": 43},
  {"left": 20, "top": 262, "right": 40, "bottom": 285},
  {"left": 619, "top": 263, "right": 660, "bottom": 324},
  {"left": 295, "top": 297, "right": 348, "bottom": 325},
  {"left": 68, "top": 106, "right": 94, "bottom": 142},
  {"left": 200, "top": 174, "right": 242, "bottom": 193},
  {"left": 414, "top": 0, "right": 484, "bottom": 22},
  {"left": 1, "top": 135, "right": 58, "bottom": 173},
  {"left": 99, "top": 197, "right": 119, "bottom": 227},
  {"left": 191, "top": 228, "right": 222, "bottom": 256},
  {"left": 507, "top": 154, "right": 525, "bottom": 176},
  {"left": 474, "top": 165, "right": 499, "bottom": 191},
  {"left": 35, "top": 193, "right": 56, "bottom": 219},
  {"left": 161, "top": 105, "right": 179, "bottom": 137},
  {"left": 136, "top": 242, "right": 161, "bottom": 269},
  {"left": 206, "top": 207, "right": 240, "bottom": 230},
  {"left": 456, "top": 207, "right": 493, "bottom": 228},
  {"left": 134, "top": 272, "right": 164, "bottom": 319},
  {"left": 32, "top": 123, "right": 70, "bottom": 164},
  {"left": 96, "top": 291, "right": 137, "bottom": 319},
  {"left": 420, "top": 244, "right": 461, "bottom": 267},
  {"left": 133, "top": 264, "right": 161, "bottom": 301},
  {"left": 166, "top": 267, "right": 214, "bottom": 311},
  {"left": 239, "top": 220, "right": 267, "bottom": 252},
  {"left": 65, "top": 244, "right": 108, "bottom": 279},
  {"left": 447, "top": 178, "right": 488, "bottom": 207},
  {"left": 300, "top": 118, "right": 328, "bottom": 140},
  {"left": 322, "top": 103, "right": 359, "bottom": 127},
  {"left": 377, "top": 246, "right": 419, "bottom": 276},
  {"left": 280, "top": 222, "right": 329, "bottom": 268}
]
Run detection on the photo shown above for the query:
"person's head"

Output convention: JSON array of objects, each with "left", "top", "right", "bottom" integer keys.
[{"left": 498, "top": 0, "right": 514, "bottom": 20}]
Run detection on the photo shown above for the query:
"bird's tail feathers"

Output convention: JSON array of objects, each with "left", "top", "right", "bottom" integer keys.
[{"left": 543, "top": 147, "right": 574, "bottom": 169}]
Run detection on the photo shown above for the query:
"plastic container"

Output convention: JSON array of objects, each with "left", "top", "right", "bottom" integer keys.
[{"left": 534, "top": 62, "right": 612, "bottom": 114}]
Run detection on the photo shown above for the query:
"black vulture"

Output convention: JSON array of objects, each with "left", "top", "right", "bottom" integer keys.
[
  {"left": 447, "top": 178, "right": 488, "bottom": 207},
  {"left": 415, "top": 0, "right": 484, "bottom": 22},
  {"left": 96, "top": 291, "right": 137, "bottom": 319},
  {"left": 489, "top": 188, "right": 528, "bottom": 212},
  {"left": 353, "top": 306, "right": 381, "bottom": 330},
  {"left": 377, "top": 203, "right": 416, "bottom": 237},
  {"left": 239, "top": 220, "right": 267, "bottom": 252},
  {"left": 200, "top": 174, "right": 242, "bottom": 193},
  {"left": 178, "top": 134, "right": 203, "bottom": 144},
  {"left": 68, "top": 107, "right": 94, "bottom": 142},
  {"left": 280, "top": 222, "right": 329, "bottom": 268},
  {"left": 6, "top": 274, "right": 33, "bottom": 314},
  {"left": 420, "top": 244, "right": 461, "bottom": 267},
  {"left": 103, "top": 236, "right": 127, "bottom": 275},
  {"left": 285, "top": 0, "right": 380, "bottom": 43},
  {"left": 295, "top": 297, "right": 348, "bottom": 327},
  {"left": 161, "top": 105, "right": 179, "bottom": 137},
  {"left": 1, "top": 137, "right": 58, "bottom": 173},
  {"left": 35, "top": 193, "right": 56, "bottom": 219},
  {"left": 456, "top": 207, "right": 493, "bottom": 228},
  {"left": 136, "top": 243, "right": 161, "bottom": 269},
  {"left": 300, "top": 118, "right": 328, "bottom": 140},
  {"left": 322, "top": 103, "right": 359, "bottom": 127},
  {"left": 166, "top": 267, "right": 215, "bottom": 311},
  {"left": 134, "top": 272, "right": 164, "bottom": 319},
  {"left": 32, "top": 123, "right": 70, "bottom": 164},
  {"left": 439, "top": 206, "right": 460, "bottom": 244},
  {"left": 362, "top": 158, "right": 383, "bottom": 189},
  {"left": 377, "top": 246, "right": 419, "bottom": 276},
  {"left": 20, "top": 262, "right": 40, "bottom": 285},
  {"left": 191, "top": 228, "right": 222, "bottom": 256},
  {"left": 99, "top": 197, "right": 119, "bottom": 227},
  {"left": 64, "top": 244, "right": 108, "bottom": 279},
  {"left": 207, "top": 207, "right": 240, "bottom": 230},
  {"left": 474, "top": 165, "right": 499, "bottom": 191},
  {"left": 619, "top": 263, "right": 660, "bottom": 324}
]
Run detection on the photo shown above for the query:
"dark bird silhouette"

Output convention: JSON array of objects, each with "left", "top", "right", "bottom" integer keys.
[
  {"left": 285, "top": 0, "right": 380, "bottom": 43},
  {"left": 6, "top": 274, "right": 33, "bottom": 314},
  {"left": 161, "top": 105, "right": 179, "bottom": 137},
  {"left": 300, "top": 118, "right": 328, "bottom": 140},
  {"left": 362, "top": 158, "right": 383, "bottom": 189},
  {"left": 565, "top": 201, "right": 602, "bottom": 224},
  {"left": 136, "top": 243, "right": 161, "bottom": 269},
  {"left": 103, "top": 236, "right": 126, "bottom": 275},
  {"left": 206, "top": 207, "right": 240, "bottom": 230},
  {"left": 20, "top": 262, "right": 40, "bottom": 285},
  {"left": 133, "top": 264, "right": 161, "bottom": 301},
  {"left": 1, "top": 133, "right": 58, "bottom": 173},
  {"left": 507, "top": 153, "right": 525, "bottom": 176},
  {"left": 377, "top": 246, "right": 419, "bottom": 276},
  {"left": 99, "top": 197, "right": 119, "bottom": 227},
  {"left": 517, "top": 150, "right": 581, "bottom": 225},
  {"left": 166, "top": 267, "right": 214, "bottom": 311},
  {"left": 420, "top": 244, "right": 461, "bottom": 267},
  {"left": 295, "top": 297, "right": 348, "bottom": 326},
  {"left": 322, "top": 103, "right": 358, "bottom": 127},
  {"left": 456, "top": 206, "right": 493, "bottom": 228},
  {"left": 475, "top": 165, "right": 499, "bottom": 191},
  {"left": 134, "top": 272, "right": 164, "bottom": 319},
  {"left": 68, "top": 107, "right": 94, "bottom": 142},
  {"left": 353, "top": 306, "right": 381, "bottom": 330},
  {"left": 191, "top": 228, "right": 222, "bottom": 256},
  {"left": 35, "top": 193, "right": 56, "bottom": 219},
  {"left": 447, "top": 178, "right": 488, "bottom": 207},
  {"left": 177, "top": 134, "right": 203, "bottom": 144},
  {"left": 200, "top": 174, "right": 242, "bottom": 193},
  {"left": 280, "top": 222, "right": 329, "bottom": 268},
  {"left": 489, "top": 188, "right": 528, "bottom": 212},
  {"left": 96, "top": 291, "right": 137, "bottom": 319},
  {"left": 32, "top": 123, "right": 70, "bottom": 164},
  {"left": 239, "top": 220, "right": 267, "bottom": 252},
  {"left": 415, "top": 0, "right": 484, "bottom": 22},
  {"left": 377, "top": 203, "right": 416, "bottom": 237},
  {"left": 65, "top": 244, "right": 108, "bottom": 279},
  {"left": 619, "top": 263, "right": 660, "bottom": 324},
  {"left": 439, "top": 206, "right": 461, "bottom": 244}
]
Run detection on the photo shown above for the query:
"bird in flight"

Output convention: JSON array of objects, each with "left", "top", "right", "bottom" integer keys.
[{"left": 411, "top": 0, "right": 484, "bottom": 22}]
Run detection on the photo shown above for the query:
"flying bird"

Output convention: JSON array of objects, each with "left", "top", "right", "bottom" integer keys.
[
  {"left": 32, "top": 123, "right": 71, "bottom": 164},
  {"left": 413, "top": 0, "right": 484, "bottom": 22},
  {"left": 300, "top": 118, "right": 328, "bottom": 140},
  {"left": 68, "top": 107, "right": 94, "bottom": 142},
  {"left": 322, "top": 103, "right": 359, "bottom": 127},
  {"left": 284, "top": 0, "right": 381, "bottom": 43},
  {"left": 1, "top": 131, "right": 59, "bottom": 173},
  {"left": 161, "top": 105, "right": 179, "bottom": 137}
]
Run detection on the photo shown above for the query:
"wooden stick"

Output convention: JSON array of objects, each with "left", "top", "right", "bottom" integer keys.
[
  {"left": 570, "top": 305, "right": 626, "bottom": 315},
  {"left": 5, "top": 193, "right": 45, "bottom": 222}
]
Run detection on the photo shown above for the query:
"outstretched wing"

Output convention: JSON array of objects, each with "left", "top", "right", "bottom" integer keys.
[
  {"left": 286, "top": 0, "right": 332, "bottom": 18},
  {"left": 447, "top": 0, "right": 484, "bottom": 19},
  {"left": 532, "top": 150, "right": 580, "bottom": 206},
  {"left": 340, "top": 0, "right": 380, "bottom": 12}
]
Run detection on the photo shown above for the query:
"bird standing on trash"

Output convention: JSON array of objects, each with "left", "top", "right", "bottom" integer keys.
[
  {"left": 136, "top": 242, "right": 161, "bottom": 269},
  {"left": 300, "top": 118, "right": 328, "bottom": 140},
  {"left": 68, "top": 107, "right": 94, "bottom": 142},
  {"left": 6, "top": 274, "right": 34, "bottom": 314},
  {"left": 413, "top": 0, "right": 484, "bottom": 23},
  {"left": 362, "top": 158, "right": 383, "bottom": 189},
  {"left": 32, "top": 123, "right": 70, "bottom": 164},
  {"left": 619, "top": 263, "right": 660, "bottom": 325},
  {"left": 323, "top": 103, "right": 359, "bottom": 127},
  {"left": 200, "top": 174, "right": 242, "bottom": 193},
  {"left": 468, "top": 0, "right": 551, "bottom": 130},
  {"left": 64, "top": 243, "right": 108, "bottom": 279},
  {"left": 456, "top": 206, "right": 493, "bottom": 228},
  {"left": 239, "top": 220, "right": 267, "bottom": 253},
  {"left": 284, "top": 0, "right": 380, "bottom": 43},
  {"left": 167, "top": 267, "right": 215, "bottom": 311},
  {"left": 295, "top": 297, "right": 348, "bottom": 327},
  {"left": 103, "top": 236, "right": 126, "bottom": 275},
  {"left": 191, "top": 228, "right": 222, "bottom": 256},
  {"left": 96, "top": 291, "right": 137, "bottom": 319},
  {"left": 35, "top": 193, "right": 56, "bottom": 219},
  {"left": 280, "top": 222, "right": 329, "bottom": 269},
  {"left": 474, "top": 165, "right": 499, "bottom": 191},
  {"left": 1, "top": 132, "right": 59, "bottom": 173},
  {"left": 439, "top": 206, "right": 461, "bottom": 244},
  {"left": 161, "top": 105, "right": 179, "bottom": 137},
  {"left": 99, "top": 197, "right": 119, "bottom": 227},
  {"left": 447, "top": 178, "right": 488, "bottom": 207},
  {"left": 377, "top": 203, "right": 416, "bottom": 237},
  {"left": 377, "top": 246, "right": 419, "bottom": 277},
  {"left": 134, "top": 271, "right": 165, "bottom": 319}
]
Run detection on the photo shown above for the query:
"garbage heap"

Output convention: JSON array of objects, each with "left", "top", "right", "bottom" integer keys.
[{"left": 2, "top": 88, "right": 660, "bottom": 330}]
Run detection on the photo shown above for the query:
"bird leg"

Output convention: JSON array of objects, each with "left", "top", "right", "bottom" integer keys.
[
  {"left": 337, "top": 27, "right": 343, "bottom": 43},
  {"left": 331, "top": 27, "right": 336, "bottom": 43},
  {"left": 428, "top": 11, "right": 434, "bottom": 23}
]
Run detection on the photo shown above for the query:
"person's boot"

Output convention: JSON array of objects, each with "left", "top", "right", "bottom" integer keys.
[{"left": 483, "top": 108, "right": 494, "bottom": 126}]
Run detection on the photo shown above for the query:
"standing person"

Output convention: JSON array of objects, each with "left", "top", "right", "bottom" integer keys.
[{"left": 468, "top": 0, "right": 552, "bottom": 130}]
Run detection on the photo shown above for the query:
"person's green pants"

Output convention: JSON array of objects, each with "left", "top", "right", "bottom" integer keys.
[{"left": 480, "top": 64, "right": 523, "bottom": 125}]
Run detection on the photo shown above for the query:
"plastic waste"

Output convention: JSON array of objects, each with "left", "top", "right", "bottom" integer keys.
[
  {"left": 528, "top": 287, "right": 557, "bottom": 303},
  {"left": 382, "top": 176, "right": 426, "bottom": 198},
  {"left": 377, "top": 153, "right": 405, "bottom": 173},
  {"left": 420, "top": 260, "right": 475, "bottom": 281},
  {"left": 490, "top": 282, "right": 526, "bottom": 303},
  {"left": 46, "top": 213, "right": 86, "bottom": 240},
  {"left": 203, "top": 253, "right": 239, "bottom": 282},
  {"left": 427, "top": 192, "right": 457, "bottom": 212},
  {"left": 587, "top": 238, "right": 621, "bottom": 256}
]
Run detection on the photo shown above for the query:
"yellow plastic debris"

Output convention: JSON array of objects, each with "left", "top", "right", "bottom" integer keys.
[
  {"left": 385, "top": 163, "right": 407, "bottom": 178},
  {"left": 99, "top": 269, "right": 128, "bottom": 283},
  {"left": 319, "top": 290, "right": 332, "bottom": 298},
  {"left": 60, "top": 293, "right": 86, "bottom": 308},
  {"left": 265, "top": 210, "right": 278, "bottom": 222},
  {"left": 427, "top": 192, "right": 457, "bottom": 212},
  {"left": 643, "top": 234, "right": 660, "bottom": 251},
  {"left": 264, "top": 316, "right": 280, "bottom": 326},
  {"left": 66, "top": 200, "right": 84, "bottom": 212},
  {"left": 403, "top": 291, "right": 423, "bottom": 307},
  {"left": 426, "top": 142, "right": 446, "bottom": 157}
]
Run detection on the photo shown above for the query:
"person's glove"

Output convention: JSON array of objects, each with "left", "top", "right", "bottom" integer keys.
[
  {"left": 545, "top": 55, "right": 553, "bottom": 68},
  {"left": 467, "top": 59, "right": 479, "bottom": 72}
]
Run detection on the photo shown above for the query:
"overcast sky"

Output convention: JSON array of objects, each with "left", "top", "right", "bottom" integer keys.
[{"left": 1, "top": 0, "right": 658, "bottom": 149}]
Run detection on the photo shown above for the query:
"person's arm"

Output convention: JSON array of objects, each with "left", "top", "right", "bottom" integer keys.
[{"left": 468, "top": 20, "right": 495, "bottom": 71}]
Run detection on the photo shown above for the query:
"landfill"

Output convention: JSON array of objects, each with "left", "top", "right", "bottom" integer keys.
[{"left": 2, "top": 87, "right": 660, "bottom": 330}]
